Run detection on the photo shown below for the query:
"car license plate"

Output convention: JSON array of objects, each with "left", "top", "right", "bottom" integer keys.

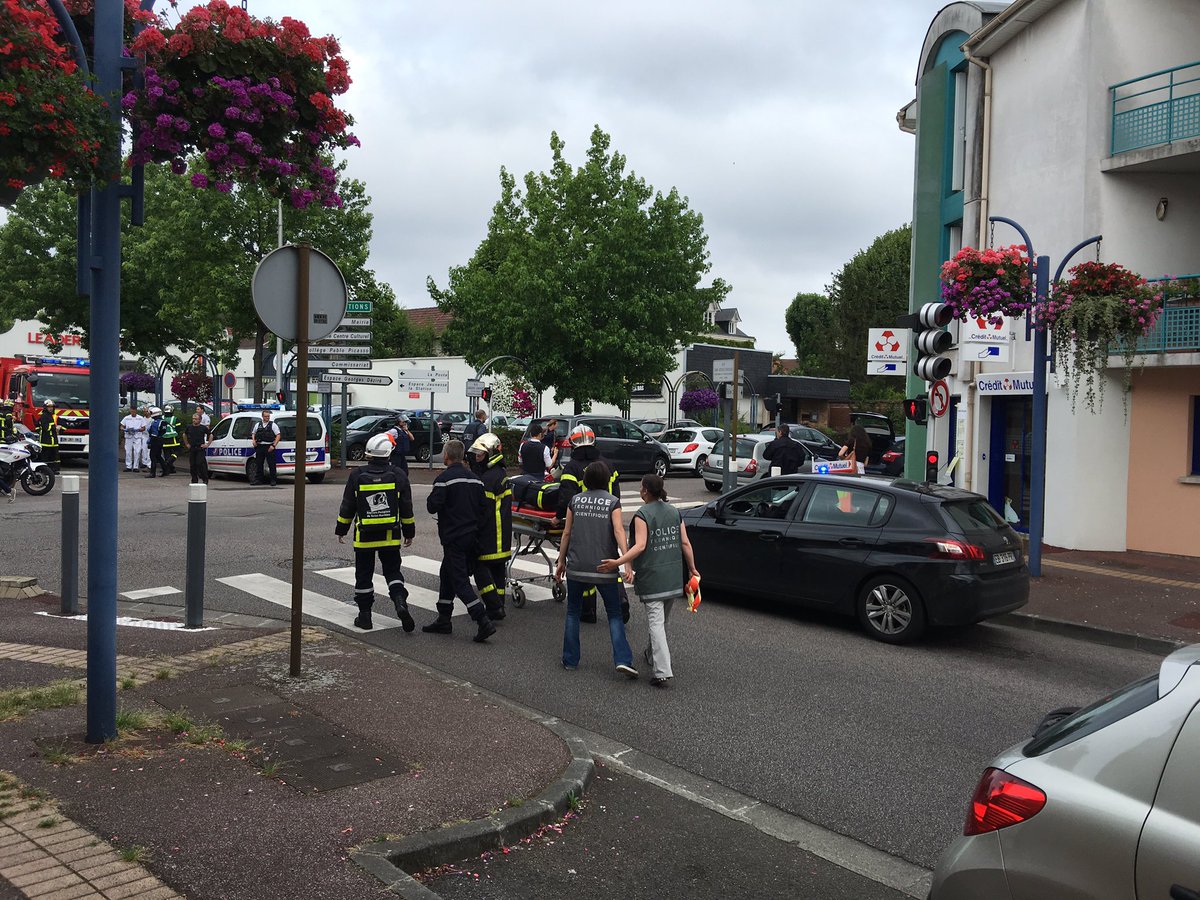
[
  {"left": 993, "top": 551, "right": 1016, "bottom": 566},
  {"left": 59, "top": 435, "right": 85, "bottom": 444}
]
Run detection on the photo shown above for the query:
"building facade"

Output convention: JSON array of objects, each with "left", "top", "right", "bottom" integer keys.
[{"left": 904, "top": 0, "right": 1200, "bottom": 557}]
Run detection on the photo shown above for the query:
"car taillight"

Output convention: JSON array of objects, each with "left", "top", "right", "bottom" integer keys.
[
  {"left": 882, "top": 451, "right": 901, "bottom": 462},
  {"left": 926, "top": 538, "right": 986, "bottom": 560},
  {"left": 964, "top": 768, "right": 1046, "bottom": 835},
  {"left": 683, "top": 443, "right": 699, "bottom": 453},
  {"left": 744, "top": 458, "right": 757, "bottom": 475}
]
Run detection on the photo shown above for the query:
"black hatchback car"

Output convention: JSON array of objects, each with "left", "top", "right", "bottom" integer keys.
[
  {"left": 523, "top": 415, "right": 671, "bottom": 478},
  {"left": 681, "top": 475, "right": 1028, "bottom": 644}
]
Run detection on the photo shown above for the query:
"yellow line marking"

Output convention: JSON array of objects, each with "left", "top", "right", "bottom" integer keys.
[{"left": 1044, "top": 559, "right": 1200, "bottom": 590}]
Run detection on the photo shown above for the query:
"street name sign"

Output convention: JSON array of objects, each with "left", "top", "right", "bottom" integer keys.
[
  {"left": 712, "top": 358, "right": 735, "bottom": 383},
  {"left": 319, "top": 373, "right": 394, "bottom": 387},
  {"left": 307, "top": 359, "right": 372, "bottom": 370},
  {"left": 346, "top": 301, "right": 373, "bottom": 313},
  {"left": 329, "top": 329, "right": 372, "bottom": 341},
  {"left": 465, "top": 379, "right": 483, "bottom": 398},
  {"left": 341, "top": 317, "right": 372, "bottom": 327},
  {"left": 308, "top": 345, "right": 372, "bottom": 356},
  {"left": 397, "top": 368, "right": 450, "bottom": 392}
]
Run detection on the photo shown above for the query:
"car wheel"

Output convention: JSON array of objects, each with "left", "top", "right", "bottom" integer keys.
[
  {"left": 704, "top": 480, "right": 720, "bottom": 493},
  {"left": 856, "top": 575, "right": 926, "bottom": 644},
  {"left": 245, "top": 458, "right": 257, "bottom": 482},
  {"left": 347, "top": 443, "right": 365, "bottom": 462},
  {"left": 416, "top": 444, "right": 432, "bottom": 462},
  {"left": 652, "top": 455, "right": 669, "bottom": 478},
  {"left": 307, "top": 473, "right": 325, "bottom": 484},
  {"left": 694, "top": 454, "right": 708, "bottom": 476}
]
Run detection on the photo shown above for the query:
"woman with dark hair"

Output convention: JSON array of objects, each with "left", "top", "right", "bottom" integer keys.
[
  {"left": 599, "top": 474, "right": 698, "bottom": 687},
  {"left": 555, "top": 461, "right": 637, "bottom": 677},
  {"left": 839, "top": 425, "right": 872, "bottom": 475}
]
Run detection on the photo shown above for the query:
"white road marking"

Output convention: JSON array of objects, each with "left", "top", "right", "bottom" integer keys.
[
  {"left": 313, "top": 566, "right": 454, "bottom": 616},
  {"left": 400, "top": 554, "right": 554, "bottom": 603},
  {"left": 120, "top": 586, "right": 182, "bottom": 601},
  {"left": 217, "top": 572, "right": 404, "bottom": 630},
  {"left": 35, "top": 611, "right": 216, "bottom": 631}
]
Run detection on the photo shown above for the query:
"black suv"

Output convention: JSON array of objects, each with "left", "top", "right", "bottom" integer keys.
[
  {"left": 344, "top": 414, "right": 445, "bottom": 462},
  {"left": 523, "top": 415, "right": 671, "bottom": 478}
]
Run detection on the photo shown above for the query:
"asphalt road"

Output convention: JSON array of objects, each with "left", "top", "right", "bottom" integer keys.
[{"left": 1, "top": 462, "right": 1160, "bottom": 874}]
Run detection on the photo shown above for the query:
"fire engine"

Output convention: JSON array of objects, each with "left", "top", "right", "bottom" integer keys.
[{"left": 0, "top": 355, "right": 92, "bottom": 458}]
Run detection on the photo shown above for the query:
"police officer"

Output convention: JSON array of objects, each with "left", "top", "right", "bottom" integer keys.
[
  {"left": 424, "top": 439, "right": 496, "bottom": 642},
  {"left": 336, "top": 434, "right": 417, "bottom": 632},
  {"left": 520, "top": 424, "right": 553, "bottom": 477},
  {"left": 469, "top": 433, "right": 512, "bottom": 622},
  {"left": 554, "top": 425, "right": 620, "bottom": 624},
  {"left": 161, "top": 405, "right": 182, "bottom": 474},
  {"left": 763, "top": 424, "right": 805, "bottom": 476},
  {"left": 37, "top": 401, "right": 60, "bottom": 472},
  {"left": 145, "top": 407, "right": 171, "bottom": 477},
  {"left": 462, "top": 409, "right": 488, "bottom": 446},
  {"left": 385, "top": 415, "right": 413, "bottom": 474},
  {"left": 252, "top": 409, "right": 280, "bottom": 486}
]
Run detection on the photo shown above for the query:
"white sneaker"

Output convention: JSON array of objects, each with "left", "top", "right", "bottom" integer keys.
[{"left": 5, "top": 489, "right": 13, "bottom": 504}]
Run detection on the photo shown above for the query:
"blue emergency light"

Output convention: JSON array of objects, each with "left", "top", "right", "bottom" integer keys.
[
  {"left": 816, "top": 461, "right": 831, "bottom": 475},
  {"left": 18, "top": 355, "right": 90, "bottom": 368},
  {"left": 236, "top": 402, "right": 284, "bottom": 411}
]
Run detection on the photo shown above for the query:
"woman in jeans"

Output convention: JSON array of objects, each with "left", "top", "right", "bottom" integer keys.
[
  {"left": 555, "top": 461, "right": 638, "bottom": 677},
  {"left": 599, "top": 474, "right": 698, "bottom": 687}
]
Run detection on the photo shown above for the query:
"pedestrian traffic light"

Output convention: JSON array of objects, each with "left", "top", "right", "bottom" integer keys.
[
  {"left": 276, "top": 391, "right": 285, "bottom": 405},
  {"left": 912, "top": 302, "right": 955, "bottom": 382},
  {"left": 925, "top": 450, "right": 939, "bottom": 483},
  {"left": 480, "top": 386, "right": 492, "bottom": 403},
  {"left": 904, "top": 397, "right": 928, "bottom": 425}
]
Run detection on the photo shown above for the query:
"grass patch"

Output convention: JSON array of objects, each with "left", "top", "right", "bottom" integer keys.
[
  {"left": 119, "top": 845, "right": 150, "bottom": 864},
  {"left": 221, "top": 739, "right": 250, "bottom": 754},
  {"left": 0, "top": 681, "right": 83, "bottom": 721},
  {"left": 19, "top": 785, "right": 49, "bottom": 801},
  {"left": 162, "top": 710, "right": 222, "bottom": 744},
  {"left": 259, "top": 759, "right": 283, "bottom": 778},
  {"left": 114, "top": 707, "right": 154, "bottom": 732},
  {"left": 40, "top": 743, "right": 76, "bottom": 767},
  {"left": 153, "top": 669, "right": 172, "bottom": 681},
  {"left": 505, "top": 797, "right": 524, "bottom": 808},
  {"left": 566, "top": 791, "right": 581, "bottom": 812},
  {"left": 119, "top": 675, "right": 137, "bottom": 690},
  {"left": 36, "top": 816, "right": 61, "bottom": 829}
]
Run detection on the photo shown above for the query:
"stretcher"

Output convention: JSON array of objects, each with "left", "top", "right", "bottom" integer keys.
[{"left": 508, "top": 505, "right": 566, "bottom": 607}]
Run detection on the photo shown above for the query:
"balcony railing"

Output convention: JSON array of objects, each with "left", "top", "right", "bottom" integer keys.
[
  {"left": 1111, "top": 61, "right": 1200, "bottom": 154},
  {"left": 1134, "top": 276, "right": 1200, "bottom": 354}
]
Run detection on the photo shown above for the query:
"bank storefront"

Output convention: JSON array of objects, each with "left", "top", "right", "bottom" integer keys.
[{"left": 977, "top": 372, "right": 1037, "bottom": 532}]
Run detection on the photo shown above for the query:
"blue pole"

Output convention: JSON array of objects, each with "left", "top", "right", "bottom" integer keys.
[
  {"left": 86, "top": 0, "right": 123, "bottom": 743},
  {"left": 1028, "top": 256, "right": 1050, "bottom": 578}
]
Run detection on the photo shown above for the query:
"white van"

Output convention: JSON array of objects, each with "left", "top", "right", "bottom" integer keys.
[{"left": 205, "top": 406, "right": 330, "bottom": 483}]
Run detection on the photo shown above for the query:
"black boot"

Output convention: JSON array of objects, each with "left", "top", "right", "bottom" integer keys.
[
  {"left": 392, "top": 594, "right": 415, "bottom": 633},
  {"left": 353, "top": 612, "right": 373, "bottom": 630},
  {"left": 422, "top": 616, "right": 452, "bottom": 634},
  {"left": 473, "top": 616, "right": 496, "bottom": 643}
]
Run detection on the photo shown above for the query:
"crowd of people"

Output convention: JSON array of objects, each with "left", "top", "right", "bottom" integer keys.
[
  {"left": 335, "top": 425, "right": 698, "bottom": 687},
  {"left": 118, "top": 404, "right": 215, "bottom": 482}
]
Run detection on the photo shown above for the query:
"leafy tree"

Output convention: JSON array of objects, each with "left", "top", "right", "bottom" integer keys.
[
  {"left": 784, "top": 291, "right": 836, "bottom": 376},
  {"left": 428, "top": 126, "right": 727, "bottom": 411},
  {"left": 0, "top": 160, "right": 408, "bottom": 397}
]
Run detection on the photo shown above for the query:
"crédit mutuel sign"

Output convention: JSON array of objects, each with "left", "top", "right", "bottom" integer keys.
[{"left": 976, "top": 372, "right": 1039, "bottom": 395}]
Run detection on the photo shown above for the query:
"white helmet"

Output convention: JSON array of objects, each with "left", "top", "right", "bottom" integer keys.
[
  {"left": 149, "top": 406, "right": 162, "bottom": 416},
  {"left": 469, "top": 433, "right": 501, "bottom": 456},
  {"left": 366, "top": 434, "right": 394, "bottom": 459},
  {"left": 568, "top": 424, "right": 595, "bottom": 447}
]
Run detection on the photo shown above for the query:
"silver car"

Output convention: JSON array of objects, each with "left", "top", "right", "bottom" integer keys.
[
  {"left": 701, "top": 433, "right": 813, "bottom": 493},
  {"left": 931, "top": 643, "right": 1200, "bottom": 899}
]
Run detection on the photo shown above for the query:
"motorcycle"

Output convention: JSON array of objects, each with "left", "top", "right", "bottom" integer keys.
[{"left": 0, "top": 426, "right": 56, "bottom": 496}]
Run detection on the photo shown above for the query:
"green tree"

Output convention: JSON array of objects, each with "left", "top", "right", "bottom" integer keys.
[
  {"left": 428, "top": 126, "right": 728, "bottom": 411},
  {"left": 823, "top": 224, "right": 912, "bottom": 384},
  {"left": 0, "top": 161, "right": 408, "bottom": 395},
  {"left": 783, "top": 291, "right": 836, "bottom": 376}
]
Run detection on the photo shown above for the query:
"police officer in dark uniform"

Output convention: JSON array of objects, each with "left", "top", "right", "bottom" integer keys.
[
  {"left": 763, "top": 424, "right": 806, "bottom": 475},
  {"left": 554, "top": 425, "right": 620, "bottom": 624},
  {"left": 336, "top": 434, "right": 417, "bottom": 632},
  {"left": 469, "top": 433, "right": 512, "bottom": 622},
  {"left": 424, "top": 439, "right": 496, "bottom": 642},
  {"left": 519, "top": 424, "right": 553, "bottom": 477},
  {"left": 385, "top": 415, "right": 412, "bottom": 474},
  {"left": 252, "top": 409, "right": 281, "bottom": 486},
  {"left": 37, "top": 401, "right": 60, "bottom": 472}
]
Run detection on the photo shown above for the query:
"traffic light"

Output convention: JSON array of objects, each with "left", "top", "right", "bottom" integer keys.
[
  {"left": 925, "top": 450, "right": 939, "bottom": 483},
  {"left": 480, "top": 386, "right": 492, "bottom": 403},
  {"left": 912, "top": 302, "right": 954, "bottom": 382},
  {"left": 276, "top": 390, "right": 286, "bottom": 405},
  {"left": 763, "top": 393, "right": 781, "bottom": 415},
  {"left": 904, "top": 397, "right": 928, "bottom": 425}
]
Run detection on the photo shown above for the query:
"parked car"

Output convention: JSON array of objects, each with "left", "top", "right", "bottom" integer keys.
[
  {"left": 784, "top": 423, "right": 842, "bottom": 460},
  {"left": 931, "top": 643, "right": 1200, "bottom": 898},
  {"left": 522, "top": 415, "right": 671, "bottom": 478},
  {"left": 435, "top": 410, "right": 473, "bottom": 436},
  {"left": 866, "top": 436, "right": 906, "bottom": 477},
  {"left": 849, "top": 412, "right": 896, "bottom": 467},
  {"left": 205, "top": 408, "right": 330, "bottom": 483},
  {"left": 634, "top": 417, "right": 702, "bottom": 437},
  {"left": 682, "top": 475, "right": 1028, "bottom": 643},
  {"left": 701, "top": 432, "right": 814, "bottom": 492},
  {"left": 659, "top": 425, "right": 727, "bottom": 476},
  {"left": 508, "top": 417, "right": 532, "bottom": 431},
  {"left": 344, "top": 414, "right": 444, "bottom": 462},
  {"left": 330, "top": 406, "right": 398, "bottom": 427}
]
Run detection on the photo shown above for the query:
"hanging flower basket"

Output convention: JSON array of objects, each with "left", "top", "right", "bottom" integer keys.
[
  {"left": 119, "top": 370, "right": 156, "bottom": 393},
  {"left": 939, "top": 244, "right": 1034, "bottom": 322},
  {"left": 1044, "top": 261, "right": 1163, "bottom": 413},
  {"left": 679, "top": 388, "right": 719, "bottom": 415},
  {"left": 0, "top": 0, "right": 116, "bottom": 206},
  {"left": 121, "top": 0, "right": 357, "bottom": 208}
]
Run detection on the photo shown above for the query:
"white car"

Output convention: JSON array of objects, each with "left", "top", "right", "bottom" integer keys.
[
  {"left": 205, "top": 406, "right": 331, "bottom": 483},
  {"left": 659, "top": 426, "right": 726, "bottom": 476}
]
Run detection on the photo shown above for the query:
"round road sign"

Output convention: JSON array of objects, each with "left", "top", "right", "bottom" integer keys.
[
  {"left": 251, "top": 244, "right": 347, "bottom": 342},
  {"left": 222, "top": 371, "right": 237, "bottom": 389},
  {"left": 930, "top": 378, "right": 950, "bottom": 418}
]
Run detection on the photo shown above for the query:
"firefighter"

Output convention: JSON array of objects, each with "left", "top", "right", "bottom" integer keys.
[
  {"left": 145, "top": 407, "right": 171, "bottom": 477},
  {"left": 37, "top": 401, "right": 60, "bottom": 472},
  {"left": 335, "top": 434, "right": 417, "bottom": 632},
  {"left": 423, "top": 439, "right": 496, "bottom": 642},
  {"left": 554, "top": 425, "right": 621, "bottom": 624},
  {"left": 469, "top": 433, "right": 512, "bottom": 622},
  {"left": 162, "top": 405, "right": 182, "bottom": 475},
  {"left": 0, "top": 399, "right": 15, "bottom": 443}
]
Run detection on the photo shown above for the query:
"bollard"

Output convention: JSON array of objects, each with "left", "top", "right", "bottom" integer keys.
[
  {"left": 60, "top": 475, "right": 80, "bottom": 615},
  {"left": 184, "top": 483, "right": 207, "bottom": 628}
]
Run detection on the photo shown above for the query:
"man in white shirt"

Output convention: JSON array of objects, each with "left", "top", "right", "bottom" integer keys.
[{"left": 120, "top": 408, "right": 148, "bottom": 472}]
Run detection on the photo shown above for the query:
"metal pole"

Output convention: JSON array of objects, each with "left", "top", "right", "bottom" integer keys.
[
  {"left": 1029, "top": 255, "right": 1050, "bottom": 577},
  {"left": 339, "top": 381, "right": 347, "bottom": 468},
  {"left": 60, "top": 475, "right": 80, "bottom": 616},
  {"left": 721, "top": 391, "right": 733, "bottom": 493},
  {"left": 428, "top": 391, "right": 435, "bottom": 469},
  {"left": 289, "top": 243, "right": 311, "bottom": 676},
  {"left": 85, "top": 0, "right": 122, "bottom": 744},
  {"left": 185, "top": 483, "right": 207, "bottom": 628},
  {"left": 276, "top": 200, "right": 285, "bottom": 399}
]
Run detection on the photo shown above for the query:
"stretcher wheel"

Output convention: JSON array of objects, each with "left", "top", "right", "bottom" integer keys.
[
  {"left": 512, "top": 585, "right": 527, "bottom": 608},
  {"left": 552, "top": 582, "right": 565, "bottom": 603}
]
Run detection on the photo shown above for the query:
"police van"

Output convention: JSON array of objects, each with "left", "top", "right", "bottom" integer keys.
[{"left": 205, "top": 404, "right": 331, "bottom": 483}]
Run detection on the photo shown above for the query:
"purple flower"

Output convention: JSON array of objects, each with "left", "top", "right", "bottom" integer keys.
[
  {"left": 191, "top": 173, "right": 209, "bottom": 188},
  {"left": 207, "top": 123, "right": 226, "bottom": 139},
  {"left": 170, "top": 159, "right": 186, "bottom": 174},
  {"left": 234, "top": 131, "right": 254, "bottom": 147},
  {"left": 215, "top": 181, "right": 233, "bottom": 193},
  {"left": 225, "top": 107, "right": 241, "bottom": 120}
]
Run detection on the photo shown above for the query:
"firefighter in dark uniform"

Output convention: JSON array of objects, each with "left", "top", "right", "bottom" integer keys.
[
  {"left": 0, "top": 399, "right": 15, "bottom": 443},
  {"left": 424, "top": 439, "right": 497, "bottom": 642},
  {"left": 161, "top": 405, "right": 182, "bottom": 474},
  {"left": 336, "top": 434, "right": 417, "bottom": 632},
  {"left": 553, "top": 425, "right": 621, "bottom": 624},
  {"left": 37, "top": 401, "right": 60, "bottom": 472},
  {"left": 469, "top": 433, "right": 512, "bottom": 622}
]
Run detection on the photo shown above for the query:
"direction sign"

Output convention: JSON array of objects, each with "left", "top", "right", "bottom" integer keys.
[
  {"left": 867, "top": 328, "right": 909, "bottom": 363},
  {"left": 930, "top": 378, "right": 950, "bottom": 418},
  {"left": 346, "top": 301, "right": 373, "bottom": 313},
  {"left": 329, "top": 329, "right": 372, "bottom": 341},
  {"left": 319, "top": 373, "right": 394, "bottom": 387},
  {"left": 465, "top": 379, "right": 483, "bottom": 399},
  {"left": 341, "top": 317, "right": 372, "bottom": 327},
  {"left": 397, "top": 368, "right": 450, "bottom": 393},
  {"left": 713, "top": 358, "right": 735, "bottom": 383},
  {"left": 307, "top": 359, "right": 372, "bottom": 370},
  {"left": 308, "top": 345, "right": 372, "bottom": 356}
]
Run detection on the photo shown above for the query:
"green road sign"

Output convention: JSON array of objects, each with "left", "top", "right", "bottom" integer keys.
[{"left": 346, "top": 300, "right": 373, "bottom": 313}]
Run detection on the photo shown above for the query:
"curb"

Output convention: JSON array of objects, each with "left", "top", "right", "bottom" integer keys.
[
  {"left": 998, "top": 611, "right": 1186, "bottom": 656},
  {"left": 352, "top": 734, "right": 594, "bottom": 899}
]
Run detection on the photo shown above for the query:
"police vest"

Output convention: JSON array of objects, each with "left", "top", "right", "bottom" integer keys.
[
  {"left": 255, "top": 424, "right": 276, "bottom": 445},
  {"left": 356, "top": 477, "right": 400, "bottom": 531},
  {"left": 519, "top": 440, "right": 546, "bottom": 476}
]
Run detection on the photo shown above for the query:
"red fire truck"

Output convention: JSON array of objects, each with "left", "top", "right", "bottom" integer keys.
[{"left": 0, "top": 355, "right": 92, "bottom": 458}]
